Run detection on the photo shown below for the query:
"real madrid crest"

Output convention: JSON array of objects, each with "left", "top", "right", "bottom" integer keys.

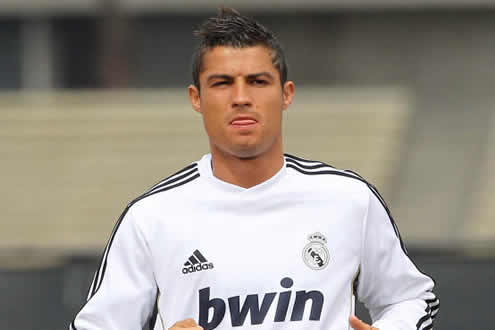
[{"left": 302, "top": 232, "right": 330, "bottom": 270}]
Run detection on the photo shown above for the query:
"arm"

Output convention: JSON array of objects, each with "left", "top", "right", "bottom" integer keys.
[
  {"left": 70, "top": 206, "right": 158, "bottom": 330},
  {"left": 356, "top": 186, "right": 439, "bottom": 330}
]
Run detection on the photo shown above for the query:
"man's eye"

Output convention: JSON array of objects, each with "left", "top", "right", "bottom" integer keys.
[
  {"left": 252, "top": 79, "right": 267, "bottom": 86},
  {"left": 213, "top": 81, "right": 228, "bottom": 86}
]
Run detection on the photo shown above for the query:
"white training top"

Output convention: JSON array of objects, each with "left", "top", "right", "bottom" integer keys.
[{"left": 70, "top": 153, "right": 439, "bottom": 330}]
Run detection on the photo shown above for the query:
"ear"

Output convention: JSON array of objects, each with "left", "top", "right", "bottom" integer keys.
[
  {"left": 188, "top": 84, "right": 201, "bottom": 114},
  {"left": 282, "top": 81, "right": 295, "bottom": 111}
]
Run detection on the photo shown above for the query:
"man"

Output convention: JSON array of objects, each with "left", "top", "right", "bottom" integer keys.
[{"left": 70, "top": 7, "right": 439, "bottom": 330}]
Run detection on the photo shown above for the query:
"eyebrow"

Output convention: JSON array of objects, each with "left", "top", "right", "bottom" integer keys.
[
  {"left": 206, "top": 72, "right": 275, "bottom": 83},
  {"left": 248, "top": 72, "right": 275, "bottom": 81},
  {"left": 206, "top": 74, "right": 233, "bottom": 83}
]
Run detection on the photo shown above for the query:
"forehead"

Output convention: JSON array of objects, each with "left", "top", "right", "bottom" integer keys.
[{"left": 200, "top": 46, "right": 277, "bottom": 77}]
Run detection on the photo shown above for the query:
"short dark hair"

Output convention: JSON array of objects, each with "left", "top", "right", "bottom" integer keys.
[{"left": 192, "top": 7, "right": 288, "bottom": 90}]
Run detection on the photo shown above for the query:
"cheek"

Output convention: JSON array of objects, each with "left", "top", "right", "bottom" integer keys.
[
  {"left": 201, "top": 110, "right": 222, "bottom": 135},
  {"left": 262, "top": 93, "right": 284, "bottom": 125},
  {"left": 200, "top": 97, "right": 228, "bottom": 134},
  {"left": 264, "top": 88, "right": 284, "bottom": 108}
]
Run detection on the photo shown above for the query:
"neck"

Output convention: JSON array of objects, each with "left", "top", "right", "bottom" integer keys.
[{"left": 210, "top": 147, "right": 284, "bottom": 189}]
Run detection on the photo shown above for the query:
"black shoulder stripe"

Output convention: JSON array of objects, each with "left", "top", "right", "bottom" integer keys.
[
  {"left": 284, "top": 153, "right": 335, "bottom": 166},
  {"left": 285, "top": 157, "right": 331, "bottom": 170},
  {"left": 147, "top": 163, "right": 197, "bottom": 192},
  {"left": 71, "top": 165, "right": 200, "bottom": 330},
  {"left": 145, "top": 167, "right": 198, "bottom": 197},
  {"left": 140, "top": 173, "right": 200, "bottom": 205},
  {"left": 286, "top": 163, "right": 359, "bottom": 180}
]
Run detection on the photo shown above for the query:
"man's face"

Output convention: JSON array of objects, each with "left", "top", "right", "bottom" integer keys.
[{"left": 189, "top": 45, "right": 294, "bottom": 159}]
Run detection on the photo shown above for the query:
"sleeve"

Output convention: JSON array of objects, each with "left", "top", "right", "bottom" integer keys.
[
  {"left": 70, "top": 206, "right": 158, "bottom": 330},
  {"left": 356, "top": 186, "right": 439, "bottom": 330}
]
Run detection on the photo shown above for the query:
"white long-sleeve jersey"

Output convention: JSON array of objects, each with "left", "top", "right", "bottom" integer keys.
[{"left": 70, "top": 153, "right": 439, "bottom": 330}]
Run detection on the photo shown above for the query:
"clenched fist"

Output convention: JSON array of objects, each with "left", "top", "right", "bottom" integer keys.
[{"left": 168, "top": 318, "right": 203, "bottom": 330}]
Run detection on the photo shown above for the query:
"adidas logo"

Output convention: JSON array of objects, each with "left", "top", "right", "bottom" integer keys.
[{"left": 182, "top": 249, "right": 214, "bottom": 274}]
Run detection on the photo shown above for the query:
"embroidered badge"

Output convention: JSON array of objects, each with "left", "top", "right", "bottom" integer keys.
[{"left": 302, "top": 232, "right": 330, "bottom": 270}]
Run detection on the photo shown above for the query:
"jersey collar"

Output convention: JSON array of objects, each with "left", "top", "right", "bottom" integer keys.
[{"left": 198, "top": 153, "right": 287, "bottom": 194}]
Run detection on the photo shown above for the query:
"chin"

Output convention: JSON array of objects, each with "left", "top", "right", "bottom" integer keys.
[
  {"left": 231, "top": 148, "right": 261, "bottom": 160},
  {"left": 214, "top": 136, "right": 276, "bottom": 160},
  {"left": 225, "top": 138, "right": 260, "bottom": 158}
]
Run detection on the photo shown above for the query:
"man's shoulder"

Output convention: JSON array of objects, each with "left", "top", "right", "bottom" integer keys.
[
  {"left": 283, "top": 153, "right": 391, "bottom": 209},
  {"left": 128, "top": 161, "right": 202, "bottom": 212},
  {"left": 284, "top": 153, "right": 367, "bottom": 185}
]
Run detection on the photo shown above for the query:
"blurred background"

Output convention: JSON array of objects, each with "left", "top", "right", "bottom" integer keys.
[{"left": 1, "top": 0, "right": 494, "bottom": 329}]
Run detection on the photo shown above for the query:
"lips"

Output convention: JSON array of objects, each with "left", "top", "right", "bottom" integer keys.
[
  {"left": 230, "top": 116, "right": 258, "bottom": 126},
  {"left": 231, "top": 119, "right": 257, "bottom": 125}
]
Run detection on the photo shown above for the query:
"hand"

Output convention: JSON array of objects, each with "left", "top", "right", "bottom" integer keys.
[
  {"left": 349, "top": 315, "right": 379, "bottom": 330},
  {"left": 168, "top": 318, "right": 203, "bottom": 330}
]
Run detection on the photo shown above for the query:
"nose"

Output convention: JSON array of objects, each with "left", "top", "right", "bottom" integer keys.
[{"left": 232, "top": 81, "right": 252, "bottom": 109}]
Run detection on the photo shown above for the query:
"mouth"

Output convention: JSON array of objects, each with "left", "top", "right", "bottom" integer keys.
[{"left": 230, "top": 116, "right": 258, "bottom": 128}]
